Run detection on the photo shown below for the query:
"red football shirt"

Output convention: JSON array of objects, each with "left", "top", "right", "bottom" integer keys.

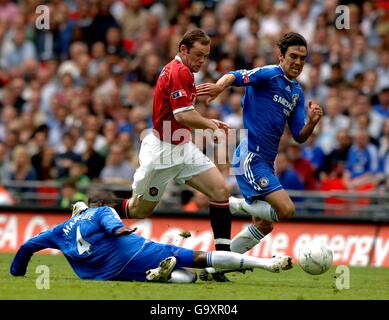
[{"left": 153, "top": 55, "right": 196, "bottom": 144}]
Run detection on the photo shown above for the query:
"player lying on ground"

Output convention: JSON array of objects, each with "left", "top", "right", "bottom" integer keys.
[{"left": 10, "top": 191, "right": 292, "bottom": 283}]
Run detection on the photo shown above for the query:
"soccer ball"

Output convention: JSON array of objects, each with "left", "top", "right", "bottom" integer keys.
[{"left": 298, "top": 241, "right": 333, "bottom": 275}]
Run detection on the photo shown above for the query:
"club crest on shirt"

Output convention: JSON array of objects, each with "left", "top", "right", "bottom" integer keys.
[
  {"left": 259, "top": 177, "right": 269, "bottom": 188},
  {"left": 172, "top": 89, "right": 187, "bottom": 99},
  {"left": 149, "top": 187, "right": 159, "bottom": 196},
  {"left": 291, "top": 94, "right": 299, "bottom": 108}
]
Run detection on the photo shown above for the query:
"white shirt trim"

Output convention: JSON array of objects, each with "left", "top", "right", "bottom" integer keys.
[
  {"left": 173, "top": 105, "right": 194, "bottom": 115},
  {"left": 175, "top": 55, "right": 183, "bottom": 63}
]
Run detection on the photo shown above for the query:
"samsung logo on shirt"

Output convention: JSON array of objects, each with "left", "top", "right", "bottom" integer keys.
[{"left": 273, "top": 94, "right": 299, "bottom": 116}]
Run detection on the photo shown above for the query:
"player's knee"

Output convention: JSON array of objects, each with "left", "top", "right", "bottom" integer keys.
[
  {"left": 209, "top": 183, "right": 230, "bottom": 201},
  {"left": 277, "top": 203, "right": 295, "bottom": 220}
]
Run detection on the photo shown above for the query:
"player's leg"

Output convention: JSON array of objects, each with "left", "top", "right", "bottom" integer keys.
[
  {"left": 230, "top": 189, "right": 295, "bottom": 222},
  {"left": 230, "top": 190, "right": 295, "bottom": 253},
  {"left": 177, "top": 141, "right": 232, "bottom": 252},
  {"left": 192, "top": 251, "right": 292, "bottom": 273},
  {"left": 231, "top": 217, "right": 273, "bottom": 253},
  {"left": 185, "top": 167, "right": 231, "bottom": 252}
]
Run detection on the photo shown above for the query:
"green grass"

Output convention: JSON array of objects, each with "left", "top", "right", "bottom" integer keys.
[{"left": 1, "top": 253, "right": 389, "bottom": 300}]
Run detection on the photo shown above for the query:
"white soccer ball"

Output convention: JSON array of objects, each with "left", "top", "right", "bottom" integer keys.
[{"left": 298, "top": 241, "right": 333, "bottom": 275}]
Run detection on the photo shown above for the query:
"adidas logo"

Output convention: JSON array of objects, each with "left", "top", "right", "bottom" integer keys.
[{"left": 285, "top": 85, "right": 291, "bottom": 92}]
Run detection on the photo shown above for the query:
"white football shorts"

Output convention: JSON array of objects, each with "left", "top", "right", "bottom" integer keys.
[{"left": 132, "top": 133, "right": 215, "bottom": 201}]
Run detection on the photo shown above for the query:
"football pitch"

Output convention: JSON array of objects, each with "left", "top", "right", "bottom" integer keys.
[{"left": 1, "top": 253, "right": 389, "bottom": 300}]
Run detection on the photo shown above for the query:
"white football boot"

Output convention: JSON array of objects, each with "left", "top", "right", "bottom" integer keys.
[
  {"left": 266, "top": 256, "right": 293, "bottom": 273},
  {"left": 146, "top": 256, "right": 177, "bottom": 282}
]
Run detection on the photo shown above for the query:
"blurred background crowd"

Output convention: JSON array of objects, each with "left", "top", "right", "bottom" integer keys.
[{"left": 0, "top": 0, "right": 388, "bottom": 213}]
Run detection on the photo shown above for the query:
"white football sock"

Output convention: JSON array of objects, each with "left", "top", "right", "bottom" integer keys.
[
  {"left": 206, "top": 251, "right": 272, "bottom": 271},
  {"left": 230, "top": 224, "right": 264, "bottom": 253},
  {"left": 229, "top": 196, "right": 278, "bottom": 222}
]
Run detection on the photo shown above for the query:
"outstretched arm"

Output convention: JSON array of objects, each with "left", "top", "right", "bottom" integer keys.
[
  {"left": 10, "top": 230, "right": 58, "bottom": 276},
  {"left": 196, "top": 73, "right": 236, "bottom": 103}
]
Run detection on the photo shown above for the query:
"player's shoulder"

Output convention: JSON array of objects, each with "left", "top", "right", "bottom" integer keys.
[
  {"left": 262, "top": 64, "right": 282, "bottom": 73},
  {"left": 171, "top": 58, "right": 192, "bottom": 77},
  {"left": 253, "top": 64, "right": 283, "bottom": 79}
]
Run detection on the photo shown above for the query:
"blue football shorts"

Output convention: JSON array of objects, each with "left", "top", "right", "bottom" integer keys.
[
  {"left": 232, "top": 144, "right": 283, "bottom": 204},
  {"left": 115, "top": 240, "right": 195, "bottom": 281}
]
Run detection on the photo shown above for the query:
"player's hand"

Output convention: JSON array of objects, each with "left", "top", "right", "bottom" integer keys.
[
  {"left": 115, "top": 226, "right": 137, "bottom": 236},
  {"left": 210, "top": 119, "right": 229, "bottom": 144},
  {"left": 308, "top": 101, "right": 323, "bottom": 124},
  {"left": 196, "top": 83, "right": 223, "bottom": 104},
  {"left": 211, "top": 119, "right": 230, "bottom": 132}
]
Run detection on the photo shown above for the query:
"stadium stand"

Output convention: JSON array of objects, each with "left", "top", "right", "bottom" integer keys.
[{"left": 0, "top": 0, "right": 388, "bottom": 218}]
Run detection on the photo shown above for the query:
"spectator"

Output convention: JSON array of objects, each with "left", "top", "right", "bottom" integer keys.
[
  {"left": 317, "top": 96, "right": 350, "bottom": 154},
  {"left": 55, "top": 132, "right": 82, "bottom": 179},
  {"left": 379, "top": 118, "right": 389, "bottom": 158},
  {"left": 346, "top": 129, "right": 380, "bottom": 188},
  {"left": 9, "top": 144, "right": 38, "bottom": 196},
  {"left": 286, "top": 141, "right": 318, "bottom": 190},
  {"left": 81, "top": 129, "right": 106, "bottom": 181},
  {"left": 1, "top": 29, "right": 37, "bottom": 71},
  {"left": 275, "top": 152, "right": 304, "bottom": 191},
  {"left": 322, "top": 129, "right": 352, "bottom": 179},
  {"left": 374, "top": 87, "right": 389, "bottom": 118},
  {"left": 100, "top": 143, "right": 136, "bottom": 185},
  {"left": 301, "top": 131, "right": 326, "bottom": 177},
  {"left": 0, "top": 142, "right": 12, "bottom": 181},
  {"left": 58, "top": 178, "right": 87, "bottom": 209}
]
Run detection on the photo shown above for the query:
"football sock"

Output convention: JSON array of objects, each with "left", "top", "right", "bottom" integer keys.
[
  {"left": 229, "top": 196, "right": 278, "bottom": 222},
  {"left": 230, "top": 224, "right": 264, "bottom": 253},
  {"left": 206, "top": 251, "right": 272, "bottom": 270},
  {"left": 209, "top": 200, "right": 231, "bottom": 251}
]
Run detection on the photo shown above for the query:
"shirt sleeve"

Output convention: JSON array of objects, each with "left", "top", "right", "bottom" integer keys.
[
  {"left": 10, "top": 230, "right": 58, "bottom": 276},
  {"left": 288, "top": 90, "right": 306, "bottom": 141},
  {"left": 99, "top": 207, "right": 124, "bottom": 235},
  {"left": 228, "top": 66, "right": 272, "bottom": 87},
  {"left": 169, "top": 67, "right": 195, "bottom": 115}
]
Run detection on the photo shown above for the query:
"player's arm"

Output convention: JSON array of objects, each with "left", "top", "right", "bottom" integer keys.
[
  {"left": 197, "top": 67, "right": 268, "bottom": 102},
  {"left": 289, "top": 97, "right": 323, "bottom": 144},
  {"left": 10, "top": 230, "right": 58, "bottom": 276},
  {"left": 171, "top": 68, "right": 228, "bottom": 132},
  {"left": 297, "top": 101, "right": 323, "bottom": 143},
  {"left": 174, "top": 109, "right": 222, "bottom": 131}
]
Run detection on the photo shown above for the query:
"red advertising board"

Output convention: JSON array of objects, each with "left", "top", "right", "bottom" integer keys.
[{"left": 1, "top": 212, "right": 389, "bottom": 267}]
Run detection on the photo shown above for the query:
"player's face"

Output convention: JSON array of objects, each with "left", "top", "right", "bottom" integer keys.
[
  {"left": 279, "top": 46, "right": 307, "bottom": 79},
  {"left": 181, "top": 42, "right": 210, "bottom": 73}
]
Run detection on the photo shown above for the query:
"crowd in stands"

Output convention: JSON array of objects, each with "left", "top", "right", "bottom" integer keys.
[{"left": 0, "top": 0, "right": 388, "bottom": 211}]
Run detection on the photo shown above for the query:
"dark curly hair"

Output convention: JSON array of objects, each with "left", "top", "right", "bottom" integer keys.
[
  {"left": 87, "top": 189, "right": 118, "bottom": 207},
  {"left": 277, "top": 32, "right": 307, "bottom": 56}
]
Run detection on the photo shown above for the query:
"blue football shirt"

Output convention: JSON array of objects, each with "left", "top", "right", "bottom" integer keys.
[
  {"left": 229, "top": 65, "right": 306, "bottom": 166},
  {"left": 10, "top": 206, "right": 148, "bottom": 280}
]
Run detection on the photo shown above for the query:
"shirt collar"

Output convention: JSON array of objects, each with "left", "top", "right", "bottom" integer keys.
[
  {"left": 278, "top": 64, "right": 295, "bottom": 83},
  {"left": 175, "top": 54, "right": 183, "bottom": 63}
]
